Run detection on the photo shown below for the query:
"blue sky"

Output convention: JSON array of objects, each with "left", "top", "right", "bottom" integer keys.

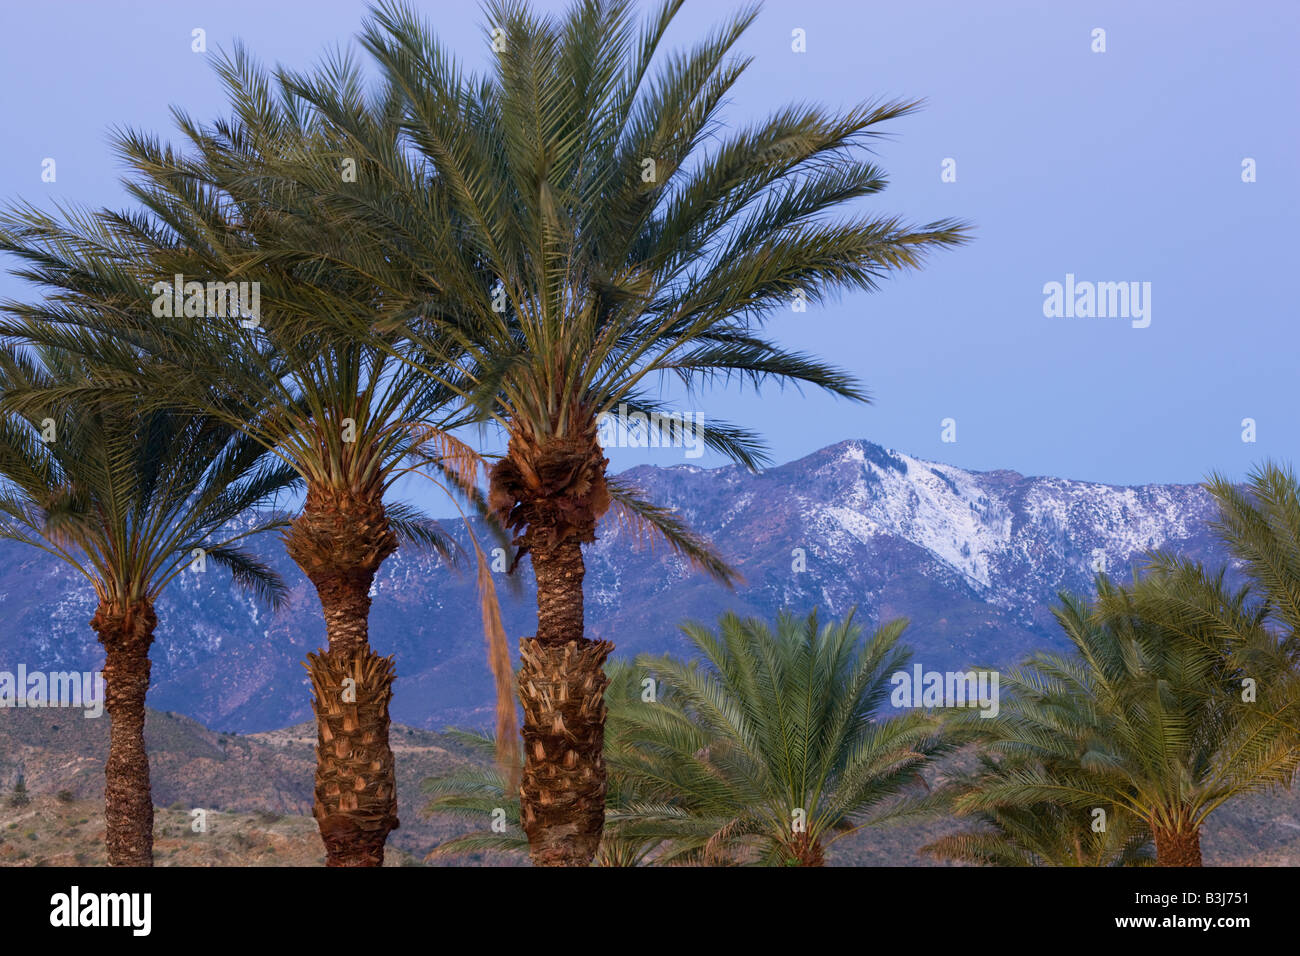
[{"left": 1, "top": 0, "right": 1296, "bottom": 498}]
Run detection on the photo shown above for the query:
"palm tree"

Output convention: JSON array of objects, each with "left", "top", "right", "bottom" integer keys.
[
  {"left": 921, "top": 754, "right": 1154, "bottom": 867},
  {"left": 963, "top": 577, "right": 1300, "bottom": 867},
  {"left": 0, "top": 49, "right": 517, "bottom": 865},
  {"left": 605, "top": 609, "right": 947, "bottom": 866},
  {"left": 314, "top": 0, "right": 969, "bottom": 865},
  {"left": 1204, "top": 463, "right": 1300, "bottom": 624},
  {"left": 1153, "top": 463, "right": 1300, "bottom": 711},
  {"left": 0, "top": 344, "right": 294, "bottom": 865},
  {"left": 423, "top": 661, "right": 669, "bottom": 866}
]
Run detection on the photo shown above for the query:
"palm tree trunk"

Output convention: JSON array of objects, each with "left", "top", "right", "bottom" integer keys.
[
  {"left": 287, "top": 484, "right": 399, "bottom": 867},
  {"left": 90, "top": 600, "right": 157, "bottom": 867},
  {"left": 519, "top": 535, "right": 612, "bottom": 867},
  {"left": 490, "top": 427, "right": 612, "bottom": 867},
  {"left": 1153, "top": 823, "right": 1203, "bottom": 866}
]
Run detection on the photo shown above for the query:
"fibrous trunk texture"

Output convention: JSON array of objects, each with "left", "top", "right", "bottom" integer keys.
[
  {"left": 305, "top": 647, "right": 398, "bottom": 867},
  {"left": 91, "top": 600, "right": 157, "bottom": 867},
  {"left": 788, "top": 831, "right": 826, "bottom": 867},
  {"left": 518, "top": 619, "right": 612, "bottom": 866},
  {"left": 287, "top": 484, "right": 399, "bottom": 866},
  {"left": 1154, "top": 823, "right": 1203, "bottom": 867},
  {"left": 489, "top": 424, "right": 612, "bottom": 866}
]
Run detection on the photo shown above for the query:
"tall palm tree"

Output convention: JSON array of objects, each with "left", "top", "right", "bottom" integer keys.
[
  {"left": 921, "top": 754, "right": 1155, "bottom": 867},
  {"left": 423, "top": 661, "right": 669, "bottom": 866},
  {"left": 311, "top": 0, "right": 969, "bottom": 865},
  {"left": 0, "top": 48, "right": 515, "bottom": 865},
  {"left": 0, "top": 344, "right": 294, "bottom": 865},
  {"left": 964, "top": 577, "right": 1299, "bottom": 867},
  {"left": 607, "top": 610, "right": 948, "bottom": 866}
]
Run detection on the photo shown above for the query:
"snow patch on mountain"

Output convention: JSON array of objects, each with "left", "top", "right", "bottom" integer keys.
[{"left": 794, "top": 440, "right": 1215, "bottom": 601}]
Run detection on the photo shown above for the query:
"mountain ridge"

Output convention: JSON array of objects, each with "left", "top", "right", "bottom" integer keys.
[{"left": 0, "top": 438, "right": 1229, "bottom": 733}]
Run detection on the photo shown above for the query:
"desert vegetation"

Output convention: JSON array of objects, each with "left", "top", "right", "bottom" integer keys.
[{"left": 0, "top": 0, "right": 1295, "bottom": 870}]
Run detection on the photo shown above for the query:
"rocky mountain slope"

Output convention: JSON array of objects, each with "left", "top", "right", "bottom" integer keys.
[
  {"left": 0, "top": 439, "right": 1228, "bottom": 733},
  {"left": 0, "top": 706, "right": 503, "bottom": 865}
]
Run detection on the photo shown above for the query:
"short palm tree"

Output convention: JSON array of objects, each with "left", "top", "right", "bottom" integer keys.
[
  {"left": 420, "top": 731, "right": 532, "bottom": 863},
  {"left": 1150, "top": 463, "right": 1300, "bottom": 711},
  {"left": 316, "top": 0, "right": 969, "bottom": 865},
  {"left": 0, "top": 49, "right": 517, "bottom": 865},
  {"left": 609, "top": 609, "right": 948, "bottom": 866},
  {"left": 964, "top": 577, "right": 1300, "bottom": 867},
  {"left": 921, "top": 753, "right": 1154, "bottom": 867},
  {"left": 0, "top": 344, "right": 294, "bottom": 865}
]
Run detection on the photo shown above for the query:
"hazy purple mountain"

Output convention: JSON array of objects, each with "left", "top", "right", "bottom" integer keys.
[{"left": 0, "top": 439, "right": 1228, "bottom": 733}]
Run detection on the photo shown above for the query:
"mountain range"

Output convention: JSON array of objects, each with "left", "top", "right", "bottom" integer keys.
[{"left": 0, "top": 439, "right": 1230, "bottom": 733}]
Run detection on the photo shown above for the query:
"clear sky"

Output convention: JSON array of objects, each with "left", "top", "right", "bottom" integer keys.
[{"left": 1, "top": 0, "right": 1296, "bottom": 499}]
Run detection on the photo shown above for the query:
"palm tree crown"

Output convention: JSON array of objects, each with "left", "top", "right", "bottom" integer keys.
[
  {"left": 958, "top": 576, "right": 1299, "bottom": 867},
  {"left": 609, "top": 609, "right": 948, "bottom": 866}
]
